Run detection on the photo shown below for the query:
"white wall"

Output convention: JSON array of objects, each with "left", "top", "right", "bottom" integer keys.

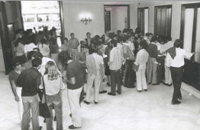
[
  {"left": 106, "top": 6, "right": 127, "bottom": 33},
  {"left": 137, "top": 1, "right": 199, "bottom": 41},
  {"left": 63, "top": 2, "right": 105, "bottom": 40}
]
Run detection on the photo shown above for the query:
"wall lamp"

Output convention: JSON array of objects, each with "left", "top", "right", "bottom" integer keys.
[{"left": 80, "top": 17, "right": 92, "bottom": 25}]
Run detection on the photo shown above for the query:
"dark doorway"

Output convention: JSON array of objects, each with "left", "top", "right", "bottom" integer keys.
[{"left": 154, "top": 5, "right": 172, "bottom": 36}]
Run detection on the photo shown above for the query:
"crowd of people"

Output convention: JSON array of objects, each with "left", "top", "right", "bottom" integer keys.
[{"left": 8, "top": 26, "right": 193, "bottom": 130}]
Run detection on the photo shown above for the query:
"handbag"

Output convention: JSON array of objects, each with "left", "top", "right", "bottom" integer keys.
[{"left": 39, "top": 77, "right": 51, "bottom": 118}]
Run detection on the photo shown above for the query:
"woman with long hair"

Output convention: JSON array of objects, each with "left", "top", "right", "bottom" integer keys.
[
  {"left": 37, "top": 38, "right": 50, "bottom": 57},
  {"left": 14, "top": 38, "right": 27, "bottom": 65}
]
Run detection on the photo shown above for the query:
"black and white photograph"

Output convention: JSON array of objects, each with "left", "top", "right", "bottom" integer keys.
[{"left": 0, "top": 0, "right": 200, "bottom": 130}]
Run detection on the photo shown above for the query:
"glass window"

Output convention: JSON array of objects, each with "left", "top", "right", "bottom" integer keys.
[
  {"left": 195, "top": 8, "right": 200, "bottom": 63},
  {"left": 37, "top": 14, "right": 49, "bottom": 22},
  {"left": 144, "top": 8, "right": 148, "bottom": 34},
  {"left": 23, "top": 15, "right": 34, "bottom": 22},
  {"left": 183, "top": 8, "right": 194, "bottom": 54}
]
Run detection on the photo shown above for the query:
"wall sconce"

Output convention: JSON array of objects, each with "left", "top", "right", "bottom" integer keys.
[{"left": 80, "top": 17, "right": 92, "bottom": 25}]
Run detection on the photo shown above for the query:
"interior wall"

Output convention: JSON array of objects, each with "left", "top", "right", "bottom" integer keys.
[
  {"left": 106, "top": 6, "right": 127, "bottom": 33},
  {"left": 62, "top": 2, "right": 105, "bottom": 40},
  {"left": 137, "top": 1, "right": 199, "bottom": 41}
]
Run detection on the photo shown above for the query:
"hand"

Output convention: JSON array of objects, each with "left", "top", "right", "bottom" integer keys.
[{"left": 15, "top": 96, "right": 20, "bottom": 102}]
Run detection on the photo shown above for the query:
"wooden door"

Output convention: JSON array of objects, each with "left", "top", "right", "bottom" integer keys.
[{"left": 155, "top": 5, "right": 172, "bottom": 36}]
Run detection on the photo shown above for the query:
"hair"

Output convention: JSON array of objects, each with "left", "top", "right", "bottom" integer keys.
[
  {"left": 64, "top": 37, "right": 68, "bottom": 41},
  {"left": 174, "top": 39, "right": 182, "bottom": 48},
  {"left": 117, "top": 30, "right": 122, "bottom": 34},
  {"left": 146, "top": 33, "right": 153, "bottom": 37},
  {"left": 140, "top": 40, "right": 148, "bottom": 49},
  {"left": 12, "top": 58, "right": 21, "bottom": 68},
  {"left": 32, "top": 51, "right": 43, "bottom": 59},
  {"left": 117, "top": 36, "right": 123, "bottom": 43},
  {"left": 166, "top": 36, "right": 172, "bottom": 41},
  {"left": 111, "top": 39, "right": 118, "bottom": 47},
  {"left": 151, "top": 36, "right": 158, "bottom": 42},
  {"left": 32, "top": 57, "right": 42, "bottom": 67},
  {"left": 45, "top": 61, "right": 60, "bottom": 80},
  {"left": 14, "top": 38, "right": 22, "bottom": 47},
  {"left": 33, "top": 47, "right": 40, "bottom": 52},
  {"left": 70, "top": 33, "right": 74, "bottom": 36},
  {"left": 86, "top": 32, "right": 91, "bottom": 35}
]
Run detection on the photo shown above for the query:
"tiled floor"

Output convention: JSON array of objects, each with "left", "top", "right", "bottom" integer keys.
[{"left": 1, "top": 72, "right": 200, "bottom": 130}]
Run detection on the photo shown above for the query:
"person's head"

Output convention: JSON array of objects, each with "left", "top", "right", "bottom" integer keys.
[
  {"left": 117, "top": 36, "right": 123, "bottom": 43},
  {"left": 70, "top": 33, "right": 75, "bottom": 38},
  {"left": 86, "top": 32, "right": 91, "bottom": 38},
  {"left": 64, "top": 37, "right": 68, "bottom": 44},
  {"left": 117, "top": 30, "right": 122, "bottom": 35},
  {"left": 134, "top": 33, "right": 139, "bottom": 38},
  {"left": 151, "top": 36, "right": 158, "bottom": 43},
  {"left": 14, "top": 38, "right": 22, "bottom": 47},
  {"left": 45, "top": 61, "right": 60, "bottom": 80},
  {"left": 105, "top": 30, "right": 110, "bottom": 36},
  {"left": 129, "top": 35, "right": 135, "bottom": 43},
  {"left": 139, "top": 40, "right": 148, "bottom": 49},
  {"left": 146, "top": 33, "right": 153, "bottom": 41},
  {"left": 32, "top": 51, "right": 43, "bottom": 59},
  {"left": 126, "top": 35, "right": 131, "bottom": 42},
  {"left": 33, "top": 47, "right": 40, "bottom": 52},
  {"left": 174, "top": 39, "right": 182, "bottom": 48},
  {"left": 111, "top": 39, "right": 117, "bottom": 47},
  {"left": 40, "top": 38, "right": 46, "bottom": 44},
  {"left": 107, "top": 39, "right": 112, "bottom": 47},
  {"left": 123, "top": 28, "right": 128, "bottom": 34},
  {"left": 13, "top": 58, "right": 21, "bottom": 70},
  {"left": 166, "top": 36, "right": 172, "bottom": 42},
  {"left": 32, "top": 57, "right": 42, "bottom": 68}
]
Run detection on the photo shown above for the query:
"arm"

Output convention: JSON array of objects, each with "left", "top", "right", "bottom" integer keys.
[
  {"left": 35, "top": 75, "right": 42, "bottom": 90},
  {"left": 108, "top": 50, "right": 113, "bottom": 65},
  {"left": 9, "top": 79, "right": 19, "bottom": 102},
  {"left": 66, "top": 77, "right": 75, "bottom": 84}
]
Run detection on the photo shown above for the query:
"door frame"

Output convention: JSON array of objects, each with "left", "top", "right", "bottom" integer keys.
[
  {"left": 154, "top": 5, "right": 172, "bottom": 36},
  {"left": 180, "top": 2, "right": 200, "bottom": 89},
  {"left": 137, "top": 7, "right": 148, "bottom": 34},
  {"left": 104, "top": 4, "right": 130, "bottom": 32}
]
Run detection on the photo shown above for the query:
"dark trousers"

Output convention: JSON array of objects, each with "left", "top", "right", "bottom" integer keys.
[
  {"left": 110, "top": 69, "right": 122, "bottom": 94},
  {"left": 157, "top": 56, "right": 165, "bottom": 83},
  {"left": 124, "top": 60, "right": 136, "bottom": 87},
  {"left": 170, "top": 66, "right": 184, "bottom": 102}
]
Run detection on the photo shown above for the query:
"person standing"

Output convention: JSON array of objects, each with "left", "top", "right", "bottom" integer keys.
[
  {"left": 134, "top": 40, "right": 149, "bottom": 92},
  {"left": 84, "top": 45, "right": 104, "bottom": 104},
  {"left": 146, "top": 36, "right": 158, "bottom": 85},
  {"left": 108, "top": 40, "right": 123, "bottom": 96},
  {"left": 16, "top": 57, "right": 42, "bottom": 130},
  {"left": 64, "top": 54, "right": 83, "bottom": 129},
  {"left": 44, "top": 61, "right": 65, "bottom": 130},
  {"left": 68, "top": 33, "right": 79, "bottom": 57},
  {"left": 166, "top": 39, "right": 193, "bottom": 105}
]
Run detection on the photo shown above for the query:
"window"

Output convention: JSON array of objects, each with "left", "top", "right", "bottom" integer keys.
[{"left": 23, "top": 14, "right": 34, "bottom": 22}]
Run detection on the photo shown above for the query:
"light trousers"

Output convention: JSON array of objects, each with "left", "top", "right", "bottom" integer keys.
[
  {"left": 16, "top": 87, "right": 23, "bottom": 120},
  {"left": 85, "top": 70, "right": 101, "bottom": 102},
  {"left": 67, "top": 87, "right": 82, "bottom": 127},
  {"left": 136, "top": 69, "right": 148, "bottom": 91},
  {"left": 21, "top": 94, "right": 39, "bottom": 130},
  {"left": 147, "top": 57, "right": 157, "bottom": 84},
  {"left": 164, "top": 65, "right": 172, "bottom": 84}
]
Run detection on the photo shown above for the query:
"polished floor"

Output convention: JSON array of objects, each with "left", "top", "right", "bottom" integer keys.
[{"left": 1, "top": 72, "right": 200, "bottom": 130}]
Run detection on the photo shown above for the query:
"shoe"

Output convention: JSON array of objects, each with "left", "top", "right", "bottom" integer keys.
[
  {"left": 108, "top": 92, "right": 116, "bottom": 96},
  {"left": 54, "top": 116, "right": 56, "bottom": 121},
  {"left": 168, "top": 83, "right": 172, "bottom": 86},
  {"left": 178, "top": 97, "right": 182, "bottom": 101},
  {"left": 83, "top": 100, "right": 90, "bottom": 105},
  {"left": 69, "top": 113, "right": 72, "bottom": 117},
  {"left": 68, "top": 125, "right": 80, "bottom": 129},
  {"left": 171, "top": 101, "right": 181, "bottom": 105},
  {"left": 152, "top": 83, "right": 160, "bottom": 85},
  {"left": 99, "top": 90, "right": 107, "bottom": 94},
  {"left": 144, "top": 89, "right": 148, "bottom": 91},
  {"left": 127, "top": 86, "right": 135, "bottom": 88},
  {"left": 43, "top": 118, "right": 46, "bottom": 123},
  {"left": 163, "top": 82, "right": 169, "bottom": 86},
  {"left": 94, "top": 101, "right": 98, "bottom": 104},
  {"left": 39, "top": 126, "right": 42, "bottom": 130},
  {"left": 107, "top": 82, "right": 111, "bottom": 86},
  {"left": 137, "top": 90, "right": 142, "bottom": 92},
  {"left": 117, "top": 91, "right": 121, "bottom": 94}
]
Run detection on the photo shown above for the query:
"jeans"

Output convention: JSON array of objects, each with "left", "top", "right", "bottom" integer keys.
[
  {"left": 21, "top": 94, "right": 39, "bottom": 130},
  {"left": 46, "top": 93, "right": 63, "bottom": 130},
  {"left": 110, "top": 69, "right": 122, "bottom": 94}
]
